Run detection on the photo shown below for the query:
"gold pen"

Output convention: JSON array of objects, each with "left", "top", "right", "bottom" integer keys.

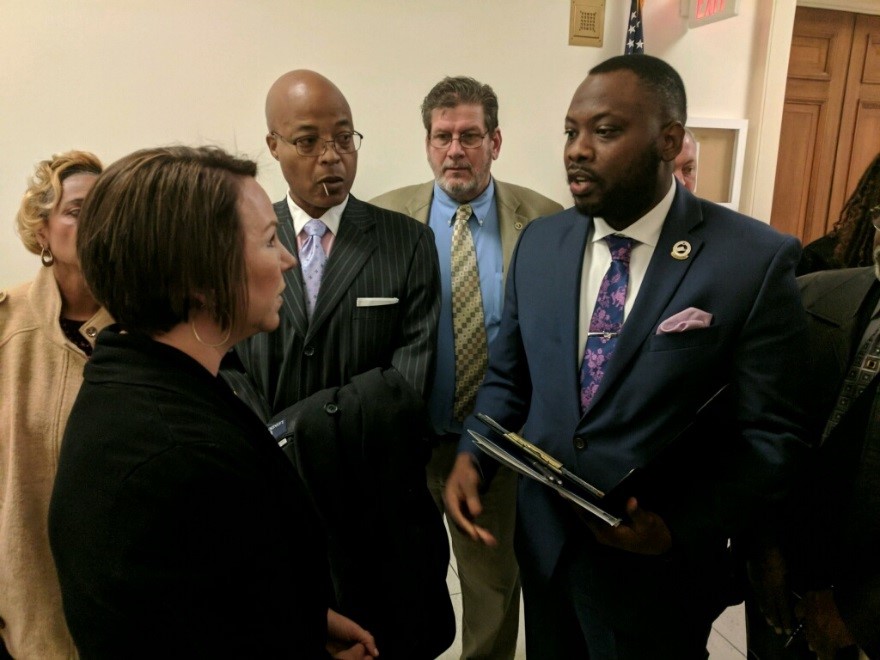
[{"left": 475, "top": 413, "right": 605, "bottom": 498}]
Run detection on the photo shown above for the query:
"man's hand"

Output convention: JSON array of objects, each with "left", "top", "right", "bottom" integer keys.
[
  {"left": 746, "top": 544, "right": 795, "bottom": 635},
  {"left": 443, "top": 452, "right": 497, "bottom": 546},
  {"left": 585, "top": 497, "right": 672, "bottom": 555},
  {"left": 326, "top": 608, "right": 379, "bottom": 659},
  {"left": 795, "top": 589, "right": 856, "bottom": 660}
]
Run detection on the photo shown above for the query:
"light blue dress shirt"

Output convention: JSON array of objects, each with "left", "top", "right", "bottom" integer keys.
[{"left": 428, "top": 179, "right": 503, "bottom": 435}]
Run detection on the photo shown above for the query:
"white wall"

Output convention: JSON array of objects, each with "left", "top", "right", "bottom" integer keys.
[{"left": 0, "top": 0, "right": 767, "bottom": 288}]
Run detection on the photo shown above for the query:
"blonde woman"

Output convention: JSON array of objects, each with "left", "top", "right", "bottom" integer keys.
[{"left": 0, "top": 151, "right": 111, "bottom": 658}]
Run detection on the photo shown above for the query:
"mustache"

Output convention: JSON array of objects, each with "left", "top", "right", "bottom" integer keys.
[{"left": 567, "top": 167, "right": 599, "bottom": 182}]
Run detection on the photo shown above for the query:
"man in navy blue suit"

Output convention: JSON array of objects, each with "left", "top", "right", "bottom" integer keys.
[{"left": 444, "top": 54, "right": 811, "bottom": 659}]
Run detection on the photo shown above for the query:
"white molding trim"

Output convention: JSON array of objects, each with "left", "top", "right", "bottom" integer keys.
[
  {"left": 688, "top": 117, "right": 749, "bottom": 211},
  {"left": 798, "top": 0, "right": 880, "bottom": 15}
]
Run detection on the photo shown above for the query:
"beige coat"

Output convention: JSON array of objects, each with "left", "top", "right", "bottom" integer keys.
[{"left": 0, "top": 267, "right": 112, "bottom": 659}]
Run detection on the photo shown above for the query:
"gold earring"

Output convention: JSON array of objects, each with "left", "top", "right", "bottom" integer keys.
[
  {"left": 40, "top": 246, "right": 54, "bottom": 267},
  {"left": 190, "top": 319, "right": 231, "bottom": 348}
]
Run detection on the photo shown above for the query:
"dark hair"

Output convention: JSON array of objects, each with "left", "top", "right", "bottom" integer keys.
[
  {"left": 833, "top": 153, "right": 880, "bottom": 268},
  {"left": 420, "top": 76, "right": 500, "bottom": 135},
  {"left": 77, "top": 146, "right": 258, "bottom": 336},
  {"left": 590, "top": 54, "right": 687, "bottom": 124}
]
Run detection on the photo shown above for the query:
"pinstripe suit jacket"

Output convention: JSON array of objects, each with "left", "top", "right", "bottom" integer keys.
[
  {"left": 235, "top": 195, "right": 441, "bottom": 415},
  {"left": 227, "top": 195, "right": 448, "bottom": 656}
]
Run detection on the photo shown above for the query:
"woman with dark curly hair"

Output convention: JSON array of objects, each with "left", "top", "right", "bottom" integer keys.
[{"left": 797, "top": 153, "right": 880, "bottom": 275}]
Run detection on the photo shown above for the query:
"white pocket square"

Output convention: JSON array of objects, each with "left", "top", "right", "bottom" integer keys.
[
  {"left": 656, "top": 307, "right": 713, "bottom": 334},
  {"left": 356, "top": 297, "right": 399, "bottom": 307}
]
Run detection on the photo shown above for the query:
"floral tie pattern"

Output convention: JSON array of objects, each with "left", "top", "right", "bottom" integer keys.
[
  {"left": 300, "top": 219, "right": 328, "bottom": 320},
  {"left": 579, "top": 235, "right": 633, "bottom": 413}
]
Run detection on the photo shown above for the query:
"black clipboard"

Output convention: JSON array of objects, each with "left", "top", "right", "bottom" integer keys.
[{"left": 471, "top": 385, "right": 729, "bottom": 527}]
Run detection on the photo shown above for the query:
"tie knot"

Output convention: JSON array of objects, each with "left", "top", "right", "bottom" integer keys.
[
  {"left": 454, "top": 204, "right": 473, "bottom": 226},
  {"left": 304, "top": 219, "right": 328, "bottom": 238},
  {"left": 605, "top": 235, "right": 633, "bottom": 264}
]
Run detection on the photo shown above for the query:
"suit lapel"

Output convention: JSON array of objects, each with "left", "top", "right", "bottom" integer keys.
[
  {"left": 404, "top": 183, "right": 432, "bottom": 224},
  {"left": 274, "top": 200, "right": 309, "bottom": 338},
  {"left": 495, "top": 181, "right": 529, "bottom": 274},
  {"left": 584, "top": 188, "right": 704, "bottom": 414},
  {"left": 306, "top": 196, "right": 376, "bottom": 341},
  {"left": 807, "top": 268, "right": 878, "bottom": 385},
  {"left": 549, "top": 210, "right": 593, "bottom": 418}
]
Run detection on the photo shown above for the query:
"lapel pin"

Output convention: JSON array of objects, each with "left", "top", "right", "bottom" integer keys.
[{"left": 671, "top": 240, "right": 691, "bottom": 260}]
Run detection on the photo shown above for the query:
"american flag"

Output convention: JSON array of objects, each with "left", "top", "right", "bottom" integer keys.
[{"left": 625, "top": 0, "right": 645, "bottom": 54}]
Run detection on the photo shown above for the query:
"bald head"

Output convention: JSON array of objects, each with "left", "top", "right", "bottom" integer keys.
[
  {"left": 265, "top": 69, "right": 351, "bottom": 132},
  {"left": 264, "top": 70, "right": 358, "bottom": 219}
]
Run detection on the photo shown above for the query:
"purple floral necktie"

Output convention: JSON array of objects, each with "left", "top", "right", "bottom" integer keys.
[
  {"left": 300, "top": 219, "right": 328, "bottom": 320},
  {"left": 579, "top": 235, "right": 634, "bottom": 413}
]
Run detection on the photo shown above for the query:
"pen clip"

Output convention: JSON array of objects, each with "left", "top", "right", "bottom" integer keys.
[{"left": 476, "top": 413, "right": 564, "bottom": 472}]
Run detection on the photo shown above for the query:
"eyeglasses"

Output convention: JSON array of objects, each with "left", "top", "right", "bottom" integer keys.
[
  {"left": 428, "top": 132, "right": 488, "bottom": 150},
  {"left": 872, "top": 205, "right": 880, "bottom": 231},
  {"left": 271, "top": 131, "right": 363, "bottom": 157}
]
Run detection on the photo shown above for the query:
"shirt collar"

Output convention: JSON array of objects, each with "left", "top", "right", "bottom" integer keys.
[
  {"left": 286, "top": 193, "right": 348, "bottom": 235},
  {"left": 432, "top": 178, "right": 496, "bottom": 227},
  {"left": 591, "top": 176, "right": 676, "bottom": 247}
]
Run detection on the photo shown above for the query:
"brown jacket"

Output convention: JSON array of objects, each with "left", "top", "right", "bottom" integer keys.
[{"left": 0, "top": 267, "right": 112, "bottom": 659}]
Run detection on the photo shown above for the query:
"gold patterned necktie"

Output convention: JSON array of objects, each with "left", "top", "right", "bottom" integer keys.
[{"left": 451, "top": 203, "right": 488, "bottom": 422}]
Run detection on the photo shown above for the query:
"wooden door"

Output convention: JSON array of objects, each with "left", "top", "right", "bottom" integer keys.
[
  {"left": 828, "top": 13, "right": 880, "bottom": 224},
  {"left": 771, "top": 8, "right": 880, "bottom": 242}
]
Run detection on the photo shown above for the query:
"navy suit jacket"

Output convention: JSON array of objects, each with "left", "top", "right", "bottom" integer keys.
[{"left": 462, "top": 184, "right": 810, "bottom": 602}]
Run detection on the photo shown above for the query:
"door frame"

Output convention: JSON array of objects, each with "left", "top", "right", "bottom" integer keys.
[{"left": 745, "top": 0, "right": 880, "bottom": 223}]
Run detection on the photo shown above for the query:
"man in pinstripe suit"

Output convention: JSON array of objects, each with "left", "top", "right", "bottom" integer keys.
[{"left": 231, "top": 70, "right": 452, "bottom": 659}]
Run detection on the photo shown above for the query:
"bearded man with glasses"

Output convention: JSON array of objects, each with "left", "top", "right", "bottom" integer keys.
[
  {"left": 225, "top": 69, "right": 452, "bottom": 659},
  {"left": 372, "top": 75, "right": 561, "bottom": 660}
]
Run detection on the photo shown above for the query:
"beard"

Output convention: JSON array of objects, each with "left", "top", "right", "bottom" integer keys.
[
  {"left": 573, "top": 145, "right": 664, "bottom": 226},
  {"left": 434, "top": 152, "right": 493, "bottom": 203},
  {"left": 438, "top": 172, "right": 480, "bottom": 201}
]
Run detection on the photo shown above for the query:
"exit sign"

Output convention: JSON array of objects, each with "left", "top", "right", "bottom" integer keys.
[{"left": 682, "top": 0, "right": 739, "bottom": 28}]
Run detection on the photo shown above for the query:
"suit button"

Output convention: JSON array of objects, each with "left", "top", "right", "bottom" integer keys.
[
  {"left": 324, "top": 403, "right": 339, "bottom": 415},
  {"left": 573, "top": 436, "right": 586, "bottom": 450},
  {"left": 303, "top": 345, "right": 315, "bottom": 357},
  {"left": 85, "top": 326, "right": 97, "bottom": 338}
]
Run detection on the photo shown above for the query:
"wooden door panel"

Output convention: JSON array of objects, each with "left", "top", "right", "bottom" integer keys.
[
  {"left": 865, "top": 29, "right": 880, "bottom": 83},
  {"left": 790, "top": 36, "right": 835, "bottom": 78},
  {"left": 846, "top": 101, "right": 880, "bottom": 194},
  {"left": 770, "top": 7, "right": 854, "bottom": 242},
  {"left": 828, "top": 13, "right": 880, "bottom": 229},
  {"left": 772, "top": 103, "right": 820, "bottom": 238}
]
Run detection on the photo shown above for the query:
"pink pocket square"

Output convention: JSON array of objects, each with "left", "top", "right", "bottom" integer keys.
[{"left": 656, "top": 307, "right": 713, "bottom": 334}]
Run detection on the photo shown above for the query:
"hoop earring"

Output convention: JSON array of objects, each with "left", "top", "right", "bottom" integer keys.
[
  {"left": 40, "top": 246, "right": 54, "bottom": 267},
  {"left": 190, "top": 319, "right": 231, "bottom": 348}
]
